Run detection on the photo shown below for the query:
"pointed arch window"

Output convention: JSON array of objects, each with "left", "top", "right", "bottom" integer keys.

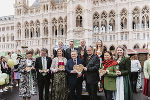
[
  {"left": 52, "top": 18, "right": 57, "bottom": 37},
  {"left": 17, "top": 22, "right": 21, "bottom": 39},
  {"left": 120, "top": 8, "right": 128, "bottom": 30},
  {"left": 76, "top": 6, "right": 83, "bottom": 27},
  {"left": 58, "top": 17, "right": 64, "bottom": 35},
  {"left": 76, "top": 15, "right": 82, "bottom": 27},
  {"left": 35, "top": 20, "right": 40, "bottom": 37},
  {"left": 43, "top": 19, "right": 48, "bottom": 37},
  {"left": 109, "top": 19, "right": 115, "bottom": 32},
  {"left": 93, "top": 12, "right": 99, "bottom": 33},
  {"left": 101, "top": 20, "right": 107, "bottom": 33}
]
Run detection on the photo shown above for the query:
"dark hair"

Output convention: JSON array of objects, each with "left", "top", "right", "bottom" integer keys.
[
  {"left": 41, "top": 48, "right": 48, "bottom": 54},
  {"left": 56, "top": 48, "right": 64, "bottom": 57},
  {"left": 129, "top": 54, "right": 135, "bottom": 57},
  {"left": 26, "top": 51, "right": 33, "bottom": 55},
  {"left": 1, "top": 56, "right": 5, "bottom": 60},
  {"left": 104, "top": 51, "right": 113, "bottom": 59},
  {"left": 17, "top": 56, "right": 22, "bottom": 59},
  {"left": 70, "top": 40, "right": 74, "bottom": 43},
  {"left": 8, "top": 52, "right": 11, "bottom": 55}
]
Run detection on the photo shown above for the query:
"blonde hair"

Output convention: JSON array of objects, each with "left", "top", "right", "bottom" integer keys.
[
  {"left": 95, "top": 40, "right": 103, "bottom": 54},
  {"left": 115, "top": 45, "right": 128, "bottom": 59}
]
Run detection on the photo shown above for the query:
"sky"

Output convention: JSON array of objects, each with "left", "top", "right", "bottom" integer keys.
[{"left": 0, "top": 0, "right": 35, "bottom": 17}]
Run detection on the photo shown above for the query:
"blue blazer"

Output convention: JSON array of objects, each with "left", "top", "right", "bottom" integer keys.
[{"left": 65, "top": 58, "right": 82, "bottom": 78}]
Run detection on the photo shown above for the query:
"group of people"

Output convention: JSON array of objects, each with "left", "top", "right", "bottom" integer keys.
[
  {"left": 0, "top": 39, "right": 150, "bottom": 100},
  {"left": 0, "top": 52, "right": 22, "bottom": 93}
]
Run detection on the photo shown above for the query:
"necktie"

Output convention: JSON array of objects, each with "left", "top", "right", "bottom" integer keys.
[
  {"left": 43, "top": 57, "right": 46, "bottom": 70},
  {"left": 42, "top": 57, "right": 46, "bottom": 76},
  {"left": 74, "top": 59, "right": 76, "bottom": 65},
  {"left": 88, "top": 56, "right": 91, "bottom": 60}
]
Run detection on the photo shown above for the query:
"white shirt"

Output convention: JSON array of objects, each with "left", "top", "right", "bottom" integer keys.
[
  {"left": 71, "top": 48, "right": 74, "bottom": 51},
  {"left": 131, "top": 60, "right": 141, "bottom": 72},
  {"left": 26, "top": 59, "right": 32, "bottom": 66}
]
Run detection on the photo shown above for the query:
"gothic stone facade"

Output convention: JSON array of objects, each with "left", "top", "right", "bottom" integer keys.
[{"left": 0, "top": 0, "right": 150, "bottom": 55}]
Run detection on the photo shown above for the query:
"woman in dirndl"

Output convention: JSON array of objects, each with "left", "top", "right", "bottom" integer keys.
[
  {"left": 115, "top": 45, "right": 133, "bottom": 100},
  {"left": 50, "top": 48, "right": 68, "bottom": 100},
  {"left": 143, "top": 53, "right": 150, "bottom": 100}
]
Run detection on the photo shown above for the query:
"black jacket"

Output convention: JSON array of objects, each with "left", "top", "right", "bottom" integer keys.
[
  {"left": 35, "top": 56, "right": 52, "bottom": 79},
  {"left": 84, "top": 54, "right": 100, "bottom": 84},
  {"left": 77, "top": 46, "right": 88, "bottom": 66}
]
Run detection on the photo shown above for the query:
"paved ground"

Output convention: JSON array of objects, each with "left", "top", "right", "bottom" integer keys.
[{"left": 0, "top": 73, "right": 148, "bottom": 100}]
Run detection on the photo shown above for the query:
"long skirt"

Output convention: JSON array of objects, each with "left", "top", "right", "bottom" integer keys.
[
  {"left": 51, "top": 71, "right": 68, "bottom": 100},
  {"left": 115, "top": 75, "right": 133, "bottom": 100},
  {"left": 143, "top": 78, "right": 150, "bottom": 96},
  {"left": 115, "top": 76, "right": 124, "bottom": 100},
  {"left": 19, "top": 72, "right": 37, "bottom": 97},
  {"left": 136, "top": 72, "right": 142, "bottom": 91},
  {"left": 123, "top": 75, "right": 133, "bottom": 100}
]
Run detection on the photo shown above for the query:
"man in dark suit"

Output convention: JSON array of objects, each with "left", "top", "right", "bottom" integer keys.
[
  {"left": 65, "top": 41, "right": 77, "bottom": 60},
  {"left": 35, "top": 48, "right": 52, "bottom": 100},
  {"left": 77, "top": 39, "right": 88, "bottom": 66},
  {"left": 65, "top": 50, "right": 83, "bottom": 100},
  {"left": 83, "top": 46, "right": 100, "bottom": 100}
]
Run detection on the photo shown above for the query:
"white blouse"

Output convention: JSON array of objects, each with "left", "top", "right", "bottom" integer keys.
[
  {"left": 26, "top": 59, "right": 32, "bottom": 66},
  {"left": 131, "top": 60, "right": 141, "bottom": 72}
]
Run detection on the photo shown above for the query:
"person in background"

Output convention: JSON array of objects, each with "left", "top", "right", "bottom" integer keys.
[
  {"left": 14, "top": 56, "right": 22, "bottom": 87},
  {"left": 129, "top": 54, "right": 141, "bottom": 93},
  {"left": 94, "top": 40, "right": 105, "bottom": 61},
  {"left": 65, "top": 50, "right": 83, "bottom": 100},
  {"left": 19, "top": 51, "right": 37, "bottom": 100},
  {"left": 100, "top": 51, "right": 118, "bottom": 100},
  {"left": 0, "top": 57, "right": 9, "bottom": 93},
  {"left": 53, "top": 41, "right": 66, "bottom": 58},
  {"left": 77, "top": 39, "right": 88, "bottom": 93},
  {"left": 83, "top": 46, "right": 100, "bottom": 100},
  {"left": 35, "top": 48, "right": 52, "bottom": 100},
  {"left": 135, "top": 54, "right": 143, "bottom": 91},
  {"left": 1, "top": 56, "right": 10, "bottom": 92},
  {"left": 51, "top": 48, "right": 68, "bottom": 100},
  {"left": 65, "top": 41, "right": 77, "bottom": 60},
  {"left": 5, "top": 52, "right": 12, "bottom": 61},
  {"left": 77, "top": 39, "right": 88, "bottom": 67},
  {"left": 115, "top": 45, "right": 133, "bottom": 100},
  {"left": 94, "top": 40, "right": 105, "bottom": 92},
  {"left": 143, "top": 53, "right": 150, "bottom": 100}
]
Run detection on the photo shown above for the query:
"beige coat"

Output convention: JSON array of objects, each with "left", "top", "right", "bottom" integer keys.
[{"left": 144, "top": 59, "right": 150, "bottom": 79}]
